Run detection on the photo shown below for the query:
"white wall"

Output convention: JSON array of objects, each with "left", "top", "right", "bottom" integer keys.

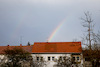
[
  {"left": 32, "top": 54, "right": 71, "bottom": 61},
  {"left": 32, "top": 54, "right": 71, "bottom": 67},
  {"left": 31, "top": 53, "right": 83, "bottom": 67},
  {"left": 0, "top": 55, "right": 8, "bottom": 64},
  {"left": 0, "top": 53, "right": 83, "bottom": 67}
]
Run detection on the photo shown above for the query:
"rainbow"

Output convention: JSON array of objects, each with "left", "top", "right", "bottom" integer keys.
[{"left": 47, "top": 17, "right": 67, "bottom": 42}]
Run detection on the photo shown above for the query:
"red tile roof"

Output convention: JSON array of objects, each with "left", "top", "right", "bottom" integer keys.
[
  {"left": 0, "top": 45, "right": 33, "bottom": 54},
  {"left": 0, "top": 42, "right": 82, "bottom": 54},
  {"left": 32, "top": 42, "right": 82, "bottom": 53}
]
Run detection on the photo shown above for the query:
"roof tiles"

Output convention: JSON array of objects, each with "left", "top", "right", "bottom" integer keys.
[
  {"left": 0, "top": 45, "right": 33, "bottom": 54},
  {"left": 0, "top": 42, "right": 82, "bottom": 54},
  {"left": 32, "top": 42, "right": 82, "bottom": 53}
]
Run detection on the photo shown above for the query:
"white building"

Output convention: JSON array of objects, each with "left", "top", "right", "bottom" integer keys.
[
  {"left": 0, "top": 42, "right": 83, "bottom": 67},
  {"left": 32, "top": 42, "right": 83, "bottom": 67}
]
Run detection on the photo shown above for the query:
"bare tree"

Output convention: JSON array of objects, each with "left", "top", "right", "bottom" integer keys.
[
  {"left": 56, "top": 56, "right": 72, "bottom": 67},
  {"left": 81, "top": 12, "right": 100, "bottom": 67},
  {"left": 81, "top": 11, "right": 94, "bottom": 49},
  {"left": 56, "top": 55, "right": 82, "bottom": 67}
]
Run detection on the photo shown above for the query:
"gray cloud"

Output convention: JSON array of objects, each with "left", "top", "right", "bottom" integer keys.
[{"left": 0, "top": 0, "right": 100, "bottom": 46}]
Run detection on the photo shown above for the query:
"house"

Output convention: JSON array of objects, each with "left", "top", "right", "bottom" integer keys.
[
  {"left": 0, "top": 45, "right": 33, "bottom": 66},
  {"left": 0, "top": 42, "right": 83, "bottom": 67},
  {"left": 32, "top": 42, "right": 83, "bottom": 67}
]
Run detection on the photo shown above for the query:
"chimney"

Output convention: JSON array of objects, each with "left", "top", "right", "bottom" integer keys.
[
  {"left": 7, "top": 45, "right": 9, "bottom": 49},
  {"left": 20, "top": 44, "right": 22, "bottom": 46}
]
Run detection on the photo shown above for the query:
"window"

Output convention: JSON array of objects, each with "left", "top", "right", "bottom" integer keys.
[
  {"left": 77, "top": 57, "right": 79, "bottom": 61},
  {"left": 72, "top": 57, "right": 75, "bottom": 61},
  {"left": 59, "top": 56, "right": 63, "bottom": 60},
  {"left": 40, "top": 57, "right": 43, "bottom": 61},
  {"left": 36, "top": 56, "right": 43, "bottom": 61},
  {"left": 48, "top": 57, "right": 51, "bottom": 61},
  {"left": 52, "top": 57, "right": 55, "bottom": 61},
  {"left": 63, "top": 56, "right": 66, "bottom": 60},
  {"left": 37, "top": 57, "right": 39, "bottom": 61}
]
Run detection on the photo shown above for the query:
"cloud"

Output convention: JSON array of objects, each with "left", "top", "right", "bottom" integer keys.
[{"left": 0, "top": 0, "right": 100, "bottom": 45}]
